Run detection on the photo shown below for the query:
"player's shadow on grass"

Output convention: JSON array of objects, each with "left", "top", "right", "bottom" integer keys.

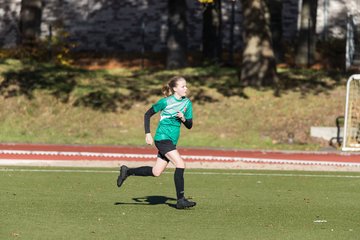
[{"left": 114, "top": 195, "right": 177, "bottom": 208}]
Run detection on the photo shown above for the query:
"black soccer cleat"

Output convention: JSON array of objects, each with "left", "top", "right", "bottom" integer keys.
[
  {"left": 117, "top": 165, "right": 129, "bottom": 188},
  {"left": 176, "top": 197, "right": 196, "bottom": 209}
]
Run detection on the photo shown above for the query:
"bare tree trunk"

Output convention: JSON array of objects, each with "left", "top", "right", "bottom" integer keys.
[
  {"left": 167, "top": 0, "right": 188, "bottom": 69},
  {"left": 240, "top": 0, "right": 278, "bottom": 87},
  {"left": 295, "top": 0, "right": 318, "bottom": 67},
  {"left": 269, "top": 0, "right": 283, "bottom": 63},
  {"left": 19, "top": 0, "right": 43, "bottom": 45},
  {"left": 202, "top": 0, "right": 222, "bottom": 64}
]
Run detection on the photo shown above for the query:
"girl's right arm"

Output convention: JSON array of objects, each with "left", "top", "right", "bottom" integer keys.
[{"left": 144, "top": 107, "right": 156, "bottom": 145}]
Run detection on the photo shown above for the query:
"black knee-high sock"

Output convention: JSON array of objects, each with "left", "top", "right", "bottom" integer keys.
[
  {"left": 174, "top": 168, "right": 185, "bottom": 200},
  {"left": 127, "top": 166, "right": 154, "bottom": 176}
]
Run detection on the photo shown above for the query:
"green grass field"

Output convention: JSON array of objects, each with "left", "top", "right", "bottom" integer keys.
[{"left": 1, "top": 167, "right": 359, "bottom": 239}]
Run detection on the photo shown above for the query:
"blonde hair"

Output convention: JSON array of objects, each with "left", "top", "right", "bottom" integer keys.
[{"left": 161, "top": 76, "right": 185, "bottom": 97}]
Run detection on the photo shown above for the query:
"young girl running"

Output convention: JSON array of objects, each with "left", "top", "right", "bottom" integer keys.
[{"left": 116, "top": 76, "right": 196, "bottom": 209}]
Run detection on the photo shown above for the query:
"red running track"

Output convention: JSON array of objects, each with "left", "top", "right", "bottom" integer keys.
[{"left": 1, "top": 143, "right": 360, "bottom": 170}]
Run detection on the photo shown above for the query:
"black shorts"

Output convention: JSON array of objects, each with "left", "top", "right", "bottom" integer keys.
[{"left": 154, "top": 140, "right": 176, "bottom": 162}]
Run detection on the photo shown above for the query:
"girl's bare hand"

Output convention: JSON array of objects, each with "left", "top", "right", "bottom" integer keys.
[
  {"left": 145, "top": 133, "right": 154, "bottom": 145},
  {"left": 177, "top": 111, "right": 185, "bottom": 122}
]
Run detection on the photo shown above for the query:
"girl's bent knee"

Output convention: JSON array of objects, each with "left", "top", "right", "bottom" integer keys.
[
  {"left": 175, "top": 162, "right": 186, "bottom": 169},
  {"left": 152, "top": 171, "right": 162, "bottom": 177}
]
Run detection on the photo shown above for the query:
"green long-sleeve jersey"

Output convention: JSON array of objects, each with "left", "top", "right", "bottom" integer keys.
[{"left": 152, "top": 95, "right": 193, "bottom": 145}]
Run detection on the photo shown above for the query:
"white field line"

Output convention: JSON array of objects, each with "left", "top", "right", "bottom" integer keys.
[
  {"left": 1, "top": 150, "right": 360, "bottom": 167},
  {"left": 1, "top": 168, "right": 360, "bottom": 178}
]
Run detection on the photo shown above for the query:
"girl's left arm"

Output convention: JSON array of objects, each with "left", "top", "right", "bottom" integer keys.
[
  {"left": 182, "top": 100, "right": 193, "bottom": 129},
  {"left": 182, "top": 118, "right": 193, "bottom": 129},
  {"left": 183, "top": 100, "right": 193, "bottom": 129}
]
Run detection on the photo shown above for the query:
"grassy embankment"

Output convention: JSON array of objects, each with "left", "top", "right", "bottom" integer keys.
[{"left": 0, "top": 58, "right": 347, "bottom": 150}]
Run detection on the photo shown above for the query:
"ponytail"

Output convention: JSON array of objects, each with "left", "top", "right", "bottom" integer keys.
[
  {"left": 161, "top": 84, "right": 172, "bottom": 97},
  {"left": 161, "top": 76, "right": 185, "bottom": 97}
]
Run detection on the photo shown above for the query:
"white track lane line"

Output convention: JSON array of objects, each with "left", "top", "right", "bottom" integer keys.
[{"left": 1, "top": 168, "right": 360, "bottom": 178}]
